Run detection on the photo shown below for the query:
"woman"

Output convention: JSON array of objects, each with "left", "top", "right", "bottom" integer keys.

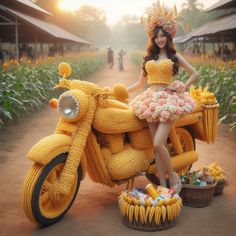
[{"left": 128, "top": 1, "right": 200, "bottom": 193}]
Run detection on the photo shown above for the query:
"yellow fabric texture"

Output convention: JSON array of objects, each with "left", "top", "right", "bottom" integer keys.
[
  {"left": 96, "top": 132, "right": 124, "bottom": 154},
  {"left": 93, "top": 108, "right": 144, "bottom": 134},
  {"left": 107, "top": 144, "right": 149, "bottom": 180},
  {"left": 27, "top": 134, "right": 72, "bottom": 165},
  {"left": 145, "top": 59, "right": 173, "bottom": 85},
  {"left": 128, "top": 128, "right": 153, "bottom": 149},
  {"left": 148, "top": 151, "right": 199, "bottom": 174},
  {"left": 85, "top": 132, "right": 114, "bottom": 186},
  {"left": 51, "top": 95, "right": 96, "bottom": 195},
  {"left": 99, "top": 98, "right": 129, "bottom": 110}
]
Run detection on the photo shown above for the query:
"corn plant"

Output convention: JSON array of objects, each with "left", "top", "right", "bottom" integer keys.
[{"left": 0, "top": 52, "right": 106, "bottom": 128}]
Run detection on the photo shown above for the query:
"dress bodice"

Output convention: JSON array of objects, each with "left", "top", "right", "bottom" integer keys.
[{"left": 145, "top": 59, "right": 174, "bottom": 85}]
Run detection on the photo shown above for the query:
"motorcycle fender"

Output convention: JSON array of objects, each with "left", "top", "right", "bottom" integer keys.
[{"left": 28, "top": 134, "right": 72, "bottom": 165}]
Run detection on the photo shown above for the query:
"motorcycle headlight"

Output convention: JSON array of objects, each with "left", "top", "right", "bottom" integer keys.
[{"left": 58, "top": 94, "right": 80, "bottom": 119}]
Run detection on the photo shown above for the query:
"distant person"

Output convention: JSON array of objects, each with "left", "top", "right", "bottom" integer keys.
[
  {"left": 196, "top": 45, "right": 201, "bottom": 55},
  {"left": 48, "top": 46, "right": 55, "bottom": 57},
  {"left": 232, "top": 42, "right": 236, "bottom": 59},
  {"left": 223, "top": 45, "right": 231, "bottom": 60},
  {"left": 107, "top": 47, "right": 114, "bottom": 69},
  {"left": 0, "top": 46, "right": 4, "bottom": 63},
  {"left": 118, "top": 49, "right": 126, "bottom": 71},
  {"left": 27, "top": 46, "right": 34, "bottom": 60},
  {"left": 217, "top": 46, "right": 222, "bottom": 56},
  {"left": 183, "top": 46, "right": 192, "bottom": 56}
]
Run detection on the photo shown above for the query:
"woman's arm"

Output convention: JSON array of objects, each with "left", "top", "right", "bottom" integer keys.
[
  {"left": 128, "top": 68, "right": 147, "bottom": 93},
  {"left": 176, "top": 54, "right": 200, "bottom": 90}
]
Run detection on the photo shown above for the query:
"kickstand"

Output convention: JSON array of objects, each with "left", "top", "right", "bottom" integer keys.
[{"left": 126, "top": 177, "right": 135, "bottom": 191}]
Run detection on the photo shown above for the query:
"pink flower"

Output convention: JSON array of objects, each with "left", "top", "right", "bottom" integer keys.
[
  {"left": 177, "top": 99, "right": 185, "bottom": 106},
  {"left": 184, "top": 97, "right": 193, "bottom": 104},
  {"left": 133, "top": 104, "right": 140, "bottom": 109},
  {"left": 176, "top": 107, "right": 184, "bottom": 115},
  {"left": 149, "top": 102, "right": 157, "bottom": 111},
  {"left": 178, "top": 94, "right": 185, "bottom": 99},
  {"left": 139, "top": 104, "right": 147, "bottom": 113},
  {"left": 143, "top": 109, "right": 152, "bottom": 119},
  {"left": 158, "top": 98, "right": 166, "bottom": 106},
  {"left": 143, "top": 97, "right": 152, "bottom": 105},
  {"left": 160, "top": 110, "right": 171, "bottom": 122},
  {"left": 171, "top": 81, "right": 185, "bottom": 93}
]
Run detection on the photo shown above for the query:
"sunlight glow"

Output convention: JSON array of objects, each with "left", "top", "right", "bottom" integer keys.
[
  {"left": 58, "top": 0, "right": 81, "bottom": 11},
  {"left": 58, "top": 0, "right": 218, "bottom": 25}
]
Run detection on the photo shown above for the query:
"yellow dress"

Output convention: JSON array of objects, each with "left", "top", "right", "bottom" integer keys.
[{"left": 130, "top": 59, "right": 195, "bottom": 123}]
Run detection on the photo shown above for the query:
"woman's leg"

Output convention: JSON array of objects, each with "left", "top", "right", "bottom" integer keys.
[
  {"left": 152, "top": 122, "right": 178, "bottom": 188},
  {"left": 148, "top": 122, "right": 167, "bottom": 187}
]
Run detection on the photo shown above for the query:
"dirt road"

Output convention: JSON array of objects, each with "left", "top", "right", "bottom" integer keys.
[{"left": 0, "top": 57, "right": 235, "bottom": 236}]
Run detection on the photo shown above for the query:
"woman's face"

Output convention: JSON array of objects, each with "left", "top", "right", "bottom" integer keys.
[{"left": 154, "top": 30, "right": 167, "bottom": 49}]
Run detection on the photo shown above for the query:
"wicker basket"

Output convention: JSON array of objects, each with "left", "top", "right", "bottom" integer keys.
[
  {"left": 122, "top": 214, "right": 178, "bottom": 231},
  {"left": 180, "top": 182, "right": 217, "bottom": 207},
  {"left": 118, "top": 192, "right": 182, "bottom": 231},
  {"left": 214, "top": 179, "right": 225, "bottom": 196}
]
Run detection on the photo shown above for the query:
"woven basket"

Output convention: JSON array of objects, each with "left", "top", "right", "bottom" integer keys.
[
  {"left": 180, "top": 182, "right": 217, "bottom": 207},
  {"left": 118, "top": 192, "right": 182, "bottom": 231},
  {"left": 214, "top": 179, "right": 225, "bottom": 196},
  {"left": 122, "top": 214, "right": 178, "bottom": 231}
]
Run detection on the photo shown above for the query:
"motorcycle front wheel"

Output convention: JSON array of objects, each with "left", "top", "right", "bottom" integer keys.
[{"left": 21, "top": 153, "right": 81, "bottom": 227}]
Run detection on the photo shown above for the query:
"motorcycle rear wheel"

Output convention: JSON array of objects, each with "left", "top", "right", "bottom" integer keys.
[
  {"left": 146, "top": 127, "right": 195, "bottom": 185},
  {"left": 174, "top": 127, "right": 195, "bottom": 172},
  {"left": 21, "top": 153, "right": 81, "bottom": 227}
]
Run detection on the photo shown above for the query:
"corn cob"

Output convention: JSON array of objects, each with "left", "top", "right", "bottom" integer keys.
[
  {"left": 139, "top": 205, "right": 146, "bottom": 224},
  {"left": 128, "top": 205, "right": 134, "bottom": 223},
  {"left": 167, "top": 205, "right": 172, "bottom": 221},
  {"left": 154, "top": 206, "right": 162, "bottom": 225},
  {"left": 134, "top": 205, "right": 139, "bottom": 222},
  {"left": 148, "top": 206, "right": 155, "bottom": 224},
  {"left": 126, "top": 203, "right": 131, "bottom": 218},
  {"left": 161, "top": 205, "right": 166, "bottom": 222}
]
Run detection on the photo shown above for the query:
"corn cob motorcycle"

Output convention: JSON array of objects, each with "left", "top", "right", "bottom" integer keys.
[{"left": 22, "top": 66, "right": 219, "bottom": 227}]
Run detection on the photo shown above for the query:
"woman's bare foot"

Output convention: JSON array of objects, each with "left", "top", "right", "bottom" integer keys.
[{"left": 169, "top": 172, "right": 182, "bottom": 194}]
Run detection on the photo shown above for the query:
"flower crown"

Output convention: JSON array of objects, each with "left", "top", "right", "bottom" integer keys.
[{"left": 141, "top": 0, "right": 178, "bottom": 38}]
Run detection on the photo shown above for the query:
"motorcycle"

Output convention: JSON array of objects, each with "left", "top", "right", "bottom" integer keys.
[{"left": 21, "top": 65, "right": 218, "bottom": 227}]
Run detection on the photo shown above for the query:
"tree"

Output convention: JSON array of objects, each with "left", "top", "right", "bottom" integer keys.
[
  {"left": 177, "top": 0, "right": 224, "bottom": 36},
  {"left": 110, "top": 15, "right": 146, "bottom": 50},
  {"left": 73, "top": 5, "right": 110, "bottom": 47},
  {"left": 180, "top": 0, "right": 203, "bottom": 32},
  {"left": 181, "top": 0, "right": 203, "bottom": 11},
  {"left": 35, "top": 1, "right": 110, "bottom": 47}
]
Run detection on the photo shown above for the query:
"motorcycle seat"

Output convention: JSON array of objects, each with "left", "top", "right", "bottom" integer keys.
[{"left": 93, "top": 106, "right": 145, "bottom": 134}]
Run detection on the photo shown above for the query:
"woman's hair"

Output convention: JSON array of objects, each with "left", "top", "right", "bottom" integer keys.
[{"left": 142, "top": 27, "right": 179, "bottom": 76}]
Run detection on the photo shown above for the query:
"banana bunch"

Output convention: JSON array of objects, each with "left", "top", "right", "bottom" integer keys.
[
  {"left": 118, "top": 191, "right": 182, "bottom": 225},
  {"left": 189, "top": 85, "right": 217, "bottom": 105},
  {"left": 207, "top": 162, "right": 225, "bottom": 181}
]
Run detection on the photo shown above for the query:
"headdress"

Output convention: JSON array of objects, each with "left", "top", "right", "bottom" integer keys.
[{"left": 141, "top": 0, "right": 178, "bottom": 38}]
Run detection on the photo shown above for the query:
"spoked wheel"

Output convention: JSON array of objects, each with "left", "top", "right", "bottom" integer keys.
[
  {"left": 146, "top": 127, "right": 195, "bottom": 184},
  {"left": 175, "top": 127, "right": 195, "bottom": 173},
  {"left": 22, "top": 153, "right": 81, "bottom": 227},
  {"left": 176, "top": 127, "right": 195, "bottom": 152}
]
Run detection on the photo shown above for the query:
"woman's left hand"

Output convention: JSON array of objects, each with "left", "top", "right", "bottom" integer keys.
[{"left": 170, "top": 81, "right": 186, "bottom": 93}]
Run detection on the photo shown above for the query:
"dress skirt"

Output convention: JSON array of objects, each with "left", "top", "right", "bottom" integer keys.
[{"left": 130, "top": 81, "right": 195, "bottom": 123}]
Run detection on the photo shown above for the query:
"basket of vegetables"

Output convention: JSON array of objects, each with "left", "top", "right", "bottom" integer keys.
[
  {"left": 180, "top": 169, "right": 216, "bottom": 207},
  {"left": 118, "top": 184, "right": 183, "bottom": 231}
]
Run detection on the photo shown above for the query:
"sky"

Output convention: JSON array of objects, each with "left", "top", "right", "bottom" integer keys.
[{"left": 58, "top": 0, "right": 218, "bottom": 26}]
